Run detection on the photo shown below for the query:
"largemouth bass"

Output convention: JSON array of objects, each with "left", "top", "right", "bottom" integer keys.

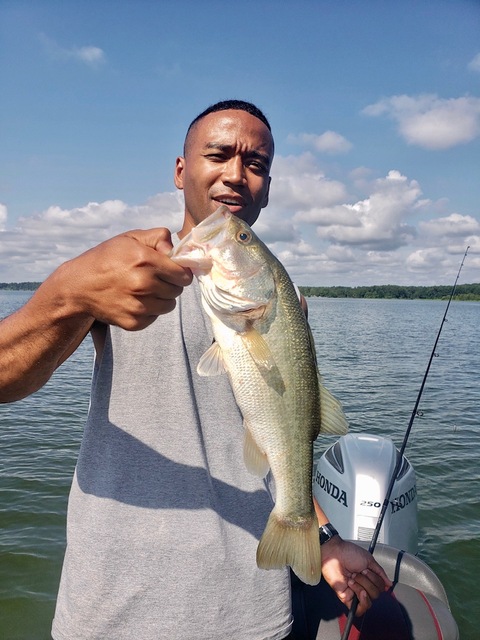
[{"left": 171, "top": 206, "right": 348, "bottom": 585}]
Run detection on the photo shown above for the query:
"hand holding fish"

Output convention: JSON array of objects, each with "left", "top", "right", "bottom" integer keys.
[
  {"left": 59, "top": 227, "right": 193, "bottom": 330},
  {"left": 320, "top": 536, "right": 392, "bottom": 616}
]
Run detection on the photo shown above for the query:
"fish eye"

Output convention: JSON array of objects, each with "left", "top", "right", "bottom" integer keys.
[{"left": 236, "top": 230, "right": 252, "bottom": 244}]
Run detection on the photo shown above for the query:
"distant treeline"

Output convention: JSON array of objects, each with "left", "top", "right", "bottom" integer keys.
[
  {"left": 299, "top": 283, "right": 480, "bottom": 301},
  {"left": 0, "top": 282, "right": 42, "bottom": 290},
  {"left": 1, "top": 281, "right": 479, "bottom": 301}
]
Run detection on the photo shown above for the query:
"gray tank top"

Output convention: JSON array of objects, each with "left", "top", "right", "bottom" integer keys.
[{"left": 52, "top": 279, "right": 292, "bottom": 640}]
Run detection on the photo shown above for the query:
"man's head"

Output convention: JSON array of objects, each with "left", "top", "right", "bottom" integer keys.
[
  {"left": 183, "top": 100, "right": 273, "bottom": 155},
  {"left": 175, "top": 100, "right": 274, "bottom": 236}
]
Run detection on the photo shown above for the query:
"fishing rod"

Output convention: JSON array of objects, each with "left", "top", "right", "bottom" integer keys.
[{"left": 340, "top": 246, "right": 470, "bottom": 640}]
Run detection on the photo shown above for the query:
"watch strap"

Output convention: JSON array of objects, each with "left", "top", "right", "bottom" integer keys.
[{"left": 319, "top": 522, "right": 339, "bottom": 545}]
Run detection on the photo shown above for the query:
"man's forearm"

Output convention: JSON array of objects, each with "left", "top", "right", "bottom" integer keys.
[
  {"left": 313, "top": 496, "right": 331, "bottom": 527},
  {"left": 0, "top": 271, "right": 94, "bottom": 403}
]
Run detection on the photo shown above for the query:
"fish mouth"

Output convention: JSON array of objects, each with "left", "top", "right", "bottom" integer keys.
[{"left": 171, "top": 207, "right": 230, "bottom": 270}]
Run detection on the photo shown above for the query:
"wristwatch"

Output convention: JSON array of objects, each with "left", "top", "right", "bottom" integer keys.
[{"left": 319, "top": 522, "right": 339, "bottom": 545}]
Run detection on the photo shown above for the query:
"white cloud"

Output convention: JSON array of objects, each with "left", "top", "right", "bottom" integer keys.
[
  {"left": 39, "top": 33, "right": 106, "bottom": 67},
  {"left": 0, "top": 203, "right": 7, "bottom": 231},
  {"left": 1, "top": 158, "right": 478, "bottom": 287},
  {"left": 419, "top": 213, "right": 480, "bottom": 238},
  {"left": 255, "top": 159, "right": 478, "bottom": 284},
  {"left": 253, "top": 217, "right": 300, "bottom": 245},
  {"left": 295, "top": 170, "right": 422, "bottom": 251},
  {"left": 468, "top": 53, "right": 480, "bottom": 73},
  {"left": 406, "top": 248, "right": 449, "bottom": 271},
  {"left": 0, "top": 193, "right": 184, "bottom": 282},
  {"left": 75, "top": 46, "right": 105, "bottom": 65},
  {"left": 288, "top": 131, "right": 352, "bottom": 154},
  {"left": 363, "top": 94, "right": 480, "bottom": 149},
  {"left": 269, "top": 153, "right": 349, "bottom": 213}
]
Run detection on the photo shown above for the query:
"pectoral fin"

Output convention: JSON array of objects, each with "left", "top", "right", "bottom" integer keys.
[
  {"left": 243, "top": 422, "right": 270, "bottom": 477},
  {"left": 241, "top": 329, "right": 276, "bottom": 371},
  {"left": 197, "top": 342, "right": 227, "bottom": 376}
]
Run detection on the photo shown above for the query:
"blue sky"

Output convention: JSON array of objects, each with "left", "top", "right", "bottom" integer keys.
[{"left": 1, "top": 0, "right": 479, "bottom": 285}]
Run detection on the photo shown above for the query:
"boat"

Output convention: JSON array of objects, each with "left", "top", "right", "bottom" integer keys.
[{"left": 289, "top": 433, "right": 459, "bottom": 639}]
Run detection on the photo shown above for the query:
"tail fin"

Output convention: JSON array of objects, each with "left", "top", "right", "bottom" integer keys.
[{"left": 256, "top": 510, "right": 322, "bottom": 585}]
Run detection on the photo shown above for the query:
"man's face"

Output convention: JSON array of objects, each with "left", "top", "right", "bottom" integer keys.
[{"left": 174, "top": 109, "right": 274, "bottom": 236}]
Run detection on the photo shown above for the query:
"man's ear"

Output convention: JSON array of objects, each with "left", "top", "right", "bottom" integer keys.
[
  {"left": 174, "top": 156, "right": 185, "bottom": 190},
  {"left": 262, "top": 176, "right": 271, "bottom": 208}
]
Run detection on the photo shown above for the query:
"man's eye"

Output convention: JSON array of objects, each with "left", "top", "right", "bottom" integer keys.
[{"left": 248, "top": 161, "right": 267, "bottom": 173}]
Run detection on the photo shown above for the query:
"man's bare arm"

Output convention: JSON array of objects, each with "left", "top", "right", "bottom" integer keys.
[
  {"left": 0, "top": 278, "right": 94, "bottom": 402},
  {"left": 0, "top": 227, "right": 192, "bottom": 403}
]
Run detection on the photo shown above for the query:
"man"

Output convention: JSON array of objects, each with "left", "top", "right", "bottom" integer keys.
[{"left": 0, "top": 100, "right": 389, "bottom": 639}]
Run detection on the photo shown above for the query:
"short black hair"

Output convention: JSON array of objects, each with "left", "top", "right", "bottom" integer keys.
[{"left": 183, "top": 99, "right": 272, "bottom": 155}]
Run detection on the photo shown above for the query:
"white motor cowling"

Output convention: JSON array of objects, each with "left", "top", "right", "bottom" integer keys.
[{"left": 313, "top": 433, "right": 418, "bottom": 554}]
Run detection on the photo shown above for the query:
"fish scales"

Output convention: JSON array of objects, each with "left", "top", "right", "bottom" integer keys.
[{"left": 171, "top": 206, "right": 347, "bottom": 585}]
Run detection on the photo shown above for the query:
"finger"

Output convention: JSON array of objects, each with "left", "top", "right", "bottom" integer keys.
[
  {"left": 366, "top": 560, "right": 393, "bottom": 589},
  {"left": 333, "top": 583, "right": 370, "bottom": 618},
  {"left": 349, "top": 588, "right": 371, "bottom": 617},
  {"left": 125, "top": 237, "right": 193, "bottom": 290},
  {"left": 110, "top": 291, "right": 182, "bottom": 331},
  {"left": 344, "top": 571, "right": 385, "bottom": 617},
  {"left": 119, "top": 303, "right": 178, "bottom": 331},
  {"left": 153, "top": 252, "right": 193, "bottom": 289},
  {"left": 125, "top": 227, "right": 174, "bottom": 253},
  {"left": 123, "top": 229, "right": 192, "bottom": 285},
  {"left": 355, "top": 569, "right": 391, "bottom": 593}
]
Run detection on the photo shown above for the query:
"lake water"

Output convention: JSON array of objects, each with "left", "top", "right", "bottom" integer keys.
[{"left": 1, "top": 291, "right": 479, "bottom": 639}]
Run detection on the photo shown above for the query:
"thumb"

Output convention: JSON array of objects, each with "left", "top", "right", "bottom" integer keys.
[{"left": 125, "top": 227, "right": 174, "bottom": 254}]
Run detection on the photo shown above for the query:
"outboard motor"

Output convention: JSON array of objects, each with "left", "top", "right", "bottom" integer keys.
[{"left": 314, "top": 433, "right": 418, "bottom": 554}]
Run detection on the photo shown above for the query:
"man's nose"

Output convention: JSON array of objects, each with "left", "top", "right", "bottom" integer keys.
[{"left": 223, "top": 156, "right": 246, "bottom": 185}]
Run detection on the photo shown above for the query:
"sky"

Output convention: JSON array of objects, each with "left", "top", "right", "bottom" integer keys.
[{"left": 1, "top": 0, "right": 479, "bottom": 286}]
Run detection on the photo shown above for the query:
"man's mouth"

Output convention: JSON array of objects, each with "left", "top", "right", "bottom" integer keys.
[{"left": 213, "top": 196, "right": 246, "bottom": 211}]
